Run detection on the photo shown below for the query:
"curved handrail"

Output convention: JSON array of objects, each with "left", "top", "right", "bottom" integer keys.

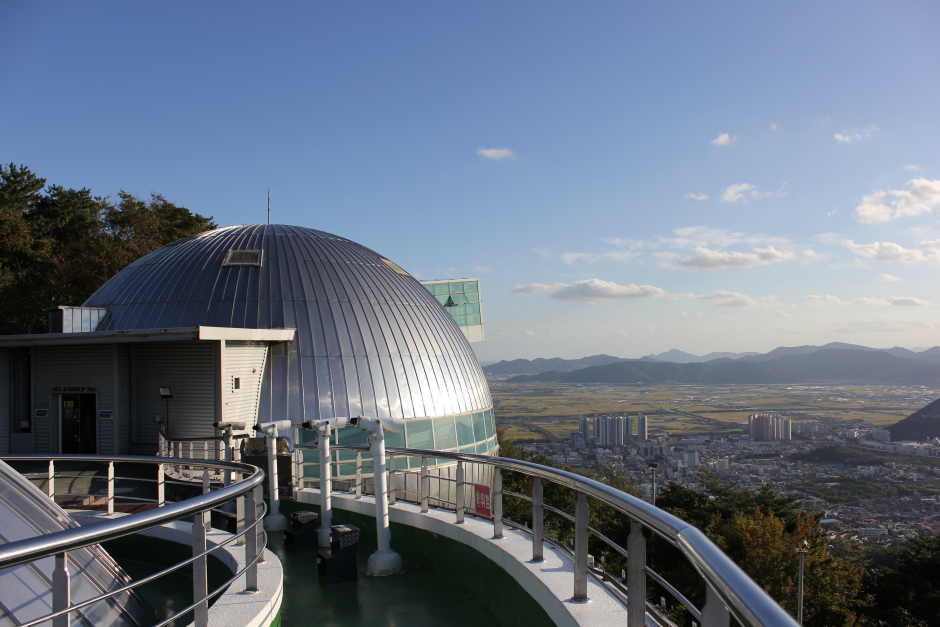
[
  {"left": 299, "top": 443, "right": 799, "bottom": 627},
  {"left": 0, "top": 454, "right": 264, "bottom": 570}
]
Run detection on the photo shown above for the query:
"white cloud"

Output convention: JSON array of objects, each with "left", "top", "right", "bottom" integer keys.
[
  {"left": 559, "top": 249, "right": 642, "bottom": 264},
  {"left": 770, "top": 123, "right": 778, "bottom": 130},
  {"left": 806, "top": 293, "right": 929, "bottom": 307},
  {"left": 677, "top": 311, "right": 703, "bottom": 317},
  {"left": 471, "top": 265, "right": 494, "bottom": 274},
  {"left": 834, "top": 125, "right": 878, "bottom": 144},
  {"left": 854, "top": 296, "right": 930, "bottom": 307},
  {"left": 920, "top": 239, "right": 940, "bottom": 259},
  {"left": 511, "top": 279, "right": 667, "bottom": 302},
  {"left": 477, "top": 148, "right": 517, "bottom": 161},
  {"left": 806, "top": 294, "right": 846, "bottom": 306},
  {"left": 721, "top": 183, "right": 758, "bottom": 203},
  {"left": 903, "top": 164, "right": 922, "bottom": 171},
  {"left": 876, "top": 273, "right": 900, "bottom": 283},
  {"left": 666, "top": 246, "right": 815, "bottom": 271},
  {"left": 772, "top": 310, "right": 792, "bottom": 317},
  {"left": 827, "top": 208, "right": 838, "bottom": 217},
  {"left": 813, "top": 232, "right": 841, "bottom": 244},
  {"left": 853, "top": 178, "right": 940, "bottom": 223},
  {"left": 711, "top": 133, "right": 734, "bottom": 146},
  {"left": 685, "top": 192, "right": 709, "bottom": 201},
  {"left": 709, "top": 291, "right": 759, "bottom": 308},
  {"left": 844, "top": 240, "right": 929, "bottom": 263}
]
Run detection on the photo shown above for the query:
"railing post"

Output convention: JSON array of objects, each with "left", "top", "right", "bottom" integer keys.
[
  {"left": 48, "top": 460, "right": 55, "bottom": 499},
  {"left": 492, "top": 467, "right": 503, "bottom": 539},
  {"left": 420, "top": 457, "right": 429, "bottom": 513},
  {"left": 202, "top": 469, "right": 211, "bottom": 530},
  {"left": 455, "top": 461, "right": 465, "bottom": 523},
  {"left": 193, "top": 508, "right": 209, "bottom": 627},
  {"left": 317, "top": 426, "right": 331, "bottom": 546},
  {"left": 52, "top": 551, "right": 70, "bottom": 627},
  {"left": 236, "top": 473, "right": 245, "bottom": 546},
  {"left": 188, "top": 441, "right": 193, "bottom": 459},
  {"left": 388, "top": 455, "right": 396, "bottom": 505},
  {"left": 701, "top": 583, "right": 731, "bottom": 627},
  {"left": 245, "top": 485, "right": 259, "bottom": 590},
  {"left": 532, "top": 477, "right": 544, "bottom": 562},
  {"left": 355, "top": 451, "right": 362, "bottom": 499},
  {"left": 255, "top": 484, "right": 266, "bottom": 564},
  {"left": 157, "top": 462, "right": 165, "bottom": 507},
  {"left": 573, "top": 491, "right": 589, "bottom": 601},
  {"left": 628, "top": 518, "right": 647, "bottom": 627},
  {"left": 107, "top": 461, "right": 115, "bottom": 515}
]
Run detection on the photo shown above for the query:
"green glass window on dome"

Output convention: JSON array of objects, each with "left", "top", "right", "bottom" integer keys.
[
  {"left": 467, "top": 292, "right": 479, "bottom": 303},
  {"left": 456, "top": 414, "right": 475, "bottom": 446},
  {"left": 405, "top": 419, "right": 433, "bottom": 448},
  {"left": 471, "top": 412, "right": 486, "bottom": 441},
  {"left": 464, "top": 281, "right": 478, "bottom": 293},
  {"left": 433, "top": 416, "right": 458, "bottom": 449},
  {"left": 483, "top": 409, "right": 494, "bottom": 438},
  {"left": 466, "top": 314, "right": 481, "bottom": 325}
]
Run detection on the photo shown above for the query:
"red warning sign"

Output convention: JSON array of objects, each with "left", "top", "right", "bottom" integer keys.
[{"left": 474, "top": 484, "right": 492, "bottom": 518}]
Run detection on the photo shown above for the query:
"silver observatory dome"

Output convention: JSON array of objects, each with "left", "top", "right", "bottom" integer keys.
[{"left": 83, "top": 224, "right": 495, "bottom": 454}]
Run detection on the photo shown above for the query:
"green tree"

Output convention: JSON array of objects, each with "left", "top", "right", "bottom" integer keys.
[
  {"left": 864, "top": 534, "right": 940, "bottom": 627},
  {"left": 0, "top": 164, "right": 216, "bottom": 335}
]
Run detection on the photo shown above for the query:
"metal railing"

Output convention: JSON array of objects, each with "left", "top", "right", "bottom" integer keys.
[
  {"left": 300, "top": 444, "right": 799, "bottom": 627},
  {"left": 0, "top": 454, "right": 268, "bottom": 627}
]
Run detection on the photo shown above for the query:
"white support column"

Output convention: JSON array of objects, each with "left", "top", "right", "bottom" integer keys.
[
  {"left": 317, "top": 424, "right": 333, "bottom": 547},
  {"left": 365, "top": 422, "right": 403, "bottom": 577},
  {"left": 107, "top": 461, "right": 115, "bottom": 515},
  {"left": 193, "top": 509, "right": 209, "bottom": 627}
]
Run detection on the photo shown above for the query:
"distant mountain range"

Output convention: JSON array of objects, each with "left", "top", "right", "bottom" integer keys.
[
  {"left": 888, "top": 398, "right": 940, "bottom": 441},
  {"left": 482, "top": 343, "right": 940, "bottom": 376},
  {"left": 505, "top": 349, "right": 940, "bottom": 385},
  {"left": 484, "top": 344, "right": 940, "bottom": 385}
]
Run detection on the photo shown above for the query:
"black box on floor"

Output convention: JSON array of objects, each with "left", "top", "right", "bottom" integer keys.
[
  {"left": 316, "top": 524, "right": 360, "bottom": 583},
  {"left": 285, "top": 511, "right": 319, "bottom": 550}
]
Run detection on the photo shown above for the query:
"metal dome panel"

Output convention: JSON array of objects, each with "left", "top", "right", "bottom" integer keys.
[{"left": 83, "top": 225, "right": 492, "bottom": 424}]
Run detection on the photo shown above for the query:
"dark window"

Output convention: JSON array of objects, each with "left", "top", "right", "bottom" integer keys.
[
  {"left": 233, "top": 377, "right": 241, "bottom": 390},
  {"left": 223, "top": 249, "right": 263, "bottom": 266}
]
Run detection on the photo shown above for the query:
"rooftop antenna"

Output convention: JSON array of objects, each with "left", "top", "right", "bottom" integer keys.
[{"left": 267, "top": 188, "right": 271, "bottom": 225}]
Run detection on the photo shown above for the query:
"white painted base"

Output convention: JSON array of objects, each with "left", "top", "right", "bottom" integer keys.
[
  {"left": 366, "top": 550, "right": 404, "bottom": 577},
  {"left": 263, "top": 513, "right": 288, "bottom": 531}
]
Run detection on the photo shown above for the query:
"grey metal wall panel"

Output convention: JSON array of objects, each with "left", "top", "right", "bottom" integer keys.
[
  {"left": 117, "top": 345, "right": 132, "bottom": 454},
  {"left": 135, "top": 341, "right": 215, "bottom": 452},
  {"left": 32, "top": 345, "right": 113, "bottom": 454},
  {"left": 0, "top": 348, "right": 9, "bottom": 454}
]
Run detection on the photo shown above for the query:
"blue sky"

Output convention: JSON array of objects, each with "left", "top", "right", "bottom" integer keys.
[{"left": 3, "top": 2, "right": 939, "bottom": 361}]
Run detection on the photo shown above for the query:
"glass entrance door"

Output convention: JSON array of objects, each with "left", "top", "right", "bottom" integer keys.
[{"left": 61, "top": 393, "right": 96, "bottom": 454}]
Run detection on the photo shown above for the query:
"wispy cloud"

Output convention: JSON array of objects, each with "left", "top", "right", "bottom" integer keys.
[
  {"left": 806, "top": 294, "right": 930, "bottom": 307},
  {"left": 876, "top": 273, "right": 900, "bottom": 283},
  {"left": 685, "top": 192, "right": 709, "bottom": 201},
  {"left": 844, "top": 240, "right": 929, "bottom": 264},
  {"left": 711, "top": 133, "right": 735, "bottom": 146},
  {"left": 559, "top": 249, "right": 642, "bottom": 265},
  {"left": 903, "top": 164, "right": 922, "bottom": 172},
  {"left": 770, "top": 123, "right": 778, "bottom": 130},
  {"left": 477, "top": 148, "right": 517, "bottom": 161},
  {"left": 835, "top": 124, "right": 878, "bottom": 144},
  {"left": 852, "top": 178, "right": 940, "bottom": 223},
  {"left": 663, "top": 246, "right": 816, "bottom": 271},
  {"left": 511, "top": 279, "right": 666, "bottom": 302}
]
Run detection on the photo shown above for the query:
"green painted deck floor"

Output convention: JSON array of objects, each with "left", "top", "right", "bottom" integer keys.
[{"left": 268, "top": 533, "right": 502, "bottom": 627}]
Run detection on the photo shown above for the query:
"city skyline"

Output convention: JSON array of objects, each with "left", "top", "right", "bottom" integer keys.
[{"left": 2, "top": 2, "right": 939, "bottom": 360}]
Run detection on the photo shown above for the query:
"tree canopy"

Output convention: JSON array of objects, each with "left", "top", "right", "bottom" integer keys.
[{"left": 0, "top": 164, "right": 216, "bottom": 335}]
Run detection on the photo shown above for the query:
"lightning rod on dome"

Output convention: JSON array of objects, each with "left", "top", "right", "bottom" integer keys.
[{"left": 267, "top": 187, "right": 271, "bottom": 225}]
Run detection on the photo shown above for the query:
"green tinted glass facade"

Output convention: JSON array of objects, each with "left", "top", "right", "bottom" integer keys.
[
  {"left": 302, "top": 408, "right": 497, "bottom": 477},
  {"left": 423, "top": 280, "right": 481, "bottom": 327}
]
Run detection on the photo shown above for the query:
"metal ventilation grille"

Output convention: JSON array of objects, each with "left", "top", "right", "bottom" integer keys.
[{"left": 223, "top": 249, "right": 263, "bottom": 266}]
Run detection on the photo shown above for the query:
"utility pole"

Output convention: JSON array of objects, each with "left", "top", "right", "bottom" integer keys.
[
  {"left": 796, "top": 540, "right": 808, "bottom": 624},
  {"left": 648, "top": 462, "right": 659, "bottom": 506}
]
